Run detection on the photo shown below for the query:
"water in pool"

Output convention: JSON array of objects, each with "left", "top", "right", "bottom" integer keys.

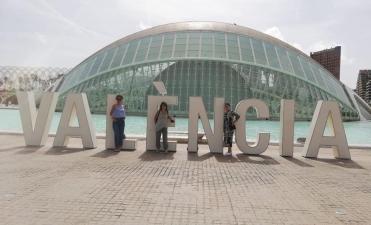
[{"left": 0, "top": 108, "right": 370, "bottom": 145}]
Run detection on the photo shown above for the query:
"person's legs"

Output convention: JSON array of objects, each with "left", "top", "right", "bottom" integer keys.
[
  {"left": 122, "top": 119, "right": 126, "bottom": 140},
  {"left": 156, "top": 129, "right": 161, "bottom": 151},
  {"left": 224, "top": 131, "right": 233, "bottom": 154},
  {"left": 223, "top": 131, "right": 228, "bottom": 147},
  {"left": 162, "top": 128, "right": 168, "bottom": 152},
  {"left": 112, "top": 121, "right": 119, "bottom": 149},
  {"left": 227, "top": 131, "right": 233, "bottom": 153},
  {"left": 117, "top": 119, "right": 124, "bottom": 148}
]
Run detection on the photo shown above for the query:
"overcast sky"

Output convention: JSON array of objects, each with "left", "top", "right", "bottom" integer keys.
[{"left": 1, "top": 0, "right": 370, "bottom": 88}]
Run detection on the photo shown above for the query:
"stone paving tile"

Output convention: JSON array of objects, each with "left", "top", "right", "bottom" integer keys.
[{"left": 0, "top": 134, "right": 370, "bottom": 224}]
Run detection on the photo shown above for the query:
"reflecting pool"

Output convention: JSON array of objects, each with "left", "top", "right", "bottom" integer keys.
[{"left": 0, "top": 109, "right": 370, "bottom": 145}]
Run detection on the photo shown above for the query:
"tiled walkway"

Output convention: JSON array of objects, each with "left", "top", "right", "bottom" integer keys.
[{"left": 0, "top": 134, "right": 370, "bottom": 225}]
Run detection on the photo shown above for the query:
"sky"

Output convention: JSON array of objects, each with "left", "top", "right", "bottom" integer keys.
[{"left": 0, "top": 0, "right": 370, "bottom": 89}]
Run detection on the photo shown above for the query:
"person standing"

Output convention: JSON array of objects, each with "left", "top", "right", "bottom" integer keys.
[
  {"left": 223, "top": 102, "right": 240, "bottom": 155},
  {"left": 110, "top": 95, "right": 126, "bottom": 151},
  {"left": 154, "top": 102, "right": 174, "bottom": 153}
]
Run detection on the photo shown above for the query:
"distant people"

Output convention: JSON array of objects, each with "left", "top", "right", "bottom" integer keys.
[
  {"left": 223, "top": 102, "right": 240, "bottom": 155},
  {"left": 110, "top": 95, "right": 126, "bottom": 151},
  {"left": 154, "top": 102, "right": 174, "bottom": 153}
]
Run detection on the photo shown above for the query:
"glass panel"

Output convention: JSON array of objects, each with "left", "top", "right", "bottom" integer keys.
[
  {"left": 160, "top": 33, "right": 174, "bottom": 59},
  {"left": 288, "top": 51, "right": 306, "bottom": 78},
  {"left": 134, "top": 38, "right": 150, "bottom": 62},
  {"left": 110, "top": 44, "right": 127, "bottom": 68},
  {"left": 239, "top": 36, "right": 254, "bottom": 63},
  {"left": 81, "top": 60, "right": 94, "bottom": 80},
  {"left": 148, "top": 35, "right": 163, "bottom": 60},
  {"left": 187, "top": 32, "right": 200, "bottom": 57},
  {"left": 276, "top": 46, "right": 293, "bottom": 73},
  {"left": 99, "top": 48, "right": 115, "bottom": 72},
  {"left": 264, "top": 42, "right": 280, "bottom": 69},
  {"left": 299, "top": 56, "right": 317, "bottom": 84},
  {"left": 89, "top": 53, "right": 104, "bottom": 76},
  {"left": 310, "top": 63, "right": 328, "bottom": 90},
  {"left": 251, "top": 38, "right": 267, "bottom": 65},
  {"left": 122, "top": 40, "right": 139, "bottom": 65},
  {"left": 174, "top": 33, "right": 187, "bottom": 58},
  {"left": 201, "top": 32, "right": 213, "bottom": 57},
  {"left": 227, "top": 33, "right": 240, "bottom": 60},
  {"left": 214, "top": 32, "right": 226, "bottom": 58}
]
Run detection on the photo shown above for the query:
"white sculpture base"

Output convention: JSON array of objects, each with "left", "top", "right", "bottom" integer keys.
[
  {"left": 147, "top": 140, "right": 177, "bottom": 152},
  {"left": 106, "top": 138, "right": 137, "bottom": 151}
]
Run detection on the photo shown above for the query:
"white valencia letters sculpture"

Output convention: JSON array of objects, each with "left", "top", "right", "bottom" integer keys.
[
  {"left": 16, "top": 91, "right": 59, "bottom": 146},
  {"left": 53, "top": 93, "right": 96, "bottom": 149},
  {"left": 279, "top": 99, "right": 295, "bottom": 157},
  {"left": 302, "top": 101, "right": 350, "bottom": 159},
  {"left": 188, "top": 97, "right": 224, "bottom": 153},
  {"left": 235, "top": 99, "right": 270, "bottom": 154}
]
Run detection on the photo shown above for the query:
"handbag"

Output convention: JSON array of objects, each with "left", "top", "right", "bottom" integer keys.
[{"left": 228, "top": 113, "right": 236, "bottom": 130}]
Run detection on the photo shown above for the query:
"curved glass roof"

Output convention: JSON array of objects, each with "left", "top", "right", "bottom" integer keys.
[{"left": 58, "top": 22, "right": 354, "bottom": 110}]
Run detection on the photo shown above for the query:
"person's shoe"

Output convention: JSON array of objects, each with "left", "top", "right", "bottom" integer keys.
[
  {"left": 164, "top": 149, "right": 168, "bottom": 153},
  {"left": 225, "top": 151, "right": 232, "bottom": 156}
]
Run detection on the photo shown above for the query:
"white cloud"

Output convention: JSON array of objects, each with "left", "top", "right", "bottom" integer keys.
[
  {"left": 308, "top": 40, "right": 339, "bottom": 52},
  {"left": 292, "top": 43, "right": 305, "bottom": 52},
  {"left": 264, "top": 26, "right": 285, "bottom": 41},
  {"left": 34, "top": 32, "right": 47, "bottom": 45},
  {"left": 138, "top": 21, "right": 151, "bottom": 30},
  {"left": 28, "top": 0, "right": 110, "bottom": 39},
  {"left": 341, "top": 49, "right": 355, "bottom": 65},
  {"left": 264, "top": 26, "right": 306, "bottom": 52}
]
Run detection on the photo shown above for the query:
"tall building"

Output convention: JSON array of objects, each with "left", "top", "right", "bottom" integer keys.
[
  {"left": 356, "top": 70, "right": 371, "bottom": 105},
  {"left": 55, "top": 22, "right": 371, "bottom": 121},
  {"left": 310, "top": 46, "right": 341, "bottom": 80},
  {"left": 367, "top": 80, "right": 371, "bottom": 105}
]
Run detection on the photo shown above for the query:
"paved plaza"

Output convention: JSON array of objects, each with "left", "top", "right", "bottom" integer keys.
[{"left": 0, "top": 134, "right": 371, "bottom": 225}]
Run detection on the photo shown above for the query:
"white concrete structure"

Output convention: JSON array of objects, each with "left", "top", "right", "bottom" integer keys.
[
  {"left": 16, "top": 91, "right": 58, "bottom": 146},
  {"left": 302, "top": 101, "right": 351, "bottom": 159},
  {"left": 235, "top": 99, "right": 270, "bottom": 155},
  {"left": 279, "top": 99, "right": 295, "bottom": 157},
  {"left": 53, "top": 93, "right": 96, "bottom": 149},
  {"left": 188, "top": 97, "right": 224, "bottom": 153}
]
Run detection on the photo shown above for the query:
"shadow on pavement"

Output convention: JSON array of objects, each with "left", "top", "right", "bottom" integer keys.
[
  {"left": 282, "top": 156, "right": 314, "bottom": 167},
  {"left": 187, "top": 152, "right": 214, "bottom": 161},
  {"left": 234, "top": 154, "right": 279, "bottom": 165},
  {"left": 309, "top": 158, "right": 364, "bottom": 169},
  {"left": 0, "top": 146, "right": 31, "bottom": 152},
  {"left": 187, "top": 151, "right": 280, "bottom": 165},
  {"left": 44, "top": 147, "right": 87, "bottom": 155},
  {"left": 139, "top": 151, "right": 175, "bottom": 161},
  {"left": 91, "top": 149, "right": 119, "bottom": 158},
  {"left": 16, "top": 146, "right": 44, "bottom": 154}
]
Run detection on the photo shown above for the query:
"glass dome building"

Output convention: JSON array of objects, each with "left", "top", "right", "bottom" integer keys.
[{"left": 55, "top": 22, "right": 371, "bottom": 121}]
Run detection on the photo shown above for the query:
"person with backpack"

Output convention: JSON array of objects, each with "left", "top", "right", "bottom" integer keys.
[
  {"left": 223, "top": 102, "right": 240, "bottom": 155},
  {"left": 154, "top": 102, "right": 174, "bottom": 152}
]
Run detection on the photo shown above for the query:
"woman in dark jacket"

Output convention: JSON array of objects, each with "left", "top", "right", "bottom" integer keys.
[{"left": 223, "top": 102, "right": 240, "bottom": 155}]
